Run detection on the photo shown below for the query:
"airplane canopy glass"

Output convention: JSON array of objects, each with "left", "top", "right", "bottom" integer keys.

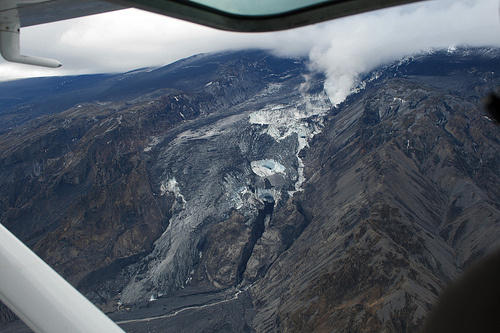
[
  {"left": 189, "top": 0, "right": 332, "bottom": 16},
  {"left": 14, "top": 0, "right": 425, "bottom": 32}
]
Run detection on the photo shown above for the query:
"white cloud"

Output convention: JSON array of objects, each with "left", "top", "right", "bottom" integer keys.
[
  {"left": 1, "top": 0, "right": 499, "bottom": 106},
  {"left": 0, "top": 8, "right": 300, "bottom": 80},
  {"left": 307, "top": 0, "right": 500, "bottom": 105}
]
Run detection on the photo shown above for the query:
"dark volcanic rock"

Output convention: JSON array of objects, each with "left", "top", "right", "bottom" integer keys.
[
  {"left": 116, "top": 55, "right": 327, "bottom": 303},
  {"left": 250, "top": 49, "right": 500, "bottom": 332},
  {"left": 0, "top": 48, "right": 499, "bottom": 332},
  {"left": 0, "top": 50, "right": 314, "bottom": 322},
  {"left": 0, "top": 50, "right": 295, "bottom": 133},
  {"left": 194, "top": 210, "right": 252, "bottom": 287}
]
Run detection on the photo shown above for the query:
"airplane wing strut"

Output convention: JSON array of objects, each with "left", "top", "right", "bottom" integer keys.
[{"left": 0, "top": 223, "right": 125, "bottom": 333}]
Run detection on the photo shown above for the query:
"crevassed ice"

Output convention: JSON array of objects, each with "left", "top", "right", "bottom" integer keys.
[
  {"left": 248, "top": 93, "right": 329, "bottom": 142},
  {"left": 251, "top": 159, "right": 285, "bottom": 177},
  {"left": 249, "top": 90, "right": 331, "bottom": 193}
]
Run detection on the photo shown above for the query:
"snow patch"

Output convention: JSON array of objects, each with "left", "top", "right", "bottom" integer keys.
[
  {"left": 160, "top": 178, "right": 186, "bottom": 204},
  {"left": 101, "top": 115, "right": 123, "bottom": 134},
  {"left": 253, "top": 82, "right": 283, "bottom": 98},
  {"left": 144, "top": 136, "right": 162, "bottom": 152}
]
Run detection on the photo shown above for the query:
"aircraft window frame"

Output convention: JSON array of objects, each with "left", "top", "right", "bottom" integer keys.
[
  {"left": 188, "top": 0, "right": 332, "bottom": 16},
  {"left": 111, "top": 0, "right": 425, "bottom": 32}
]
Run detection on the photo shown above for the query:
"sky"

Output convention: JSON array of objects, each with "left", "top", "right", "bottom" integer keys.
[{"left": 1, "top": 0, "right": 500, "bottom": 105}]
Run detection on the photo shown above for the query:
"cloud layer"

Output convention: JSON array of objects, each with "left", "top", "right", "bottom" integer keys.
[
  {"left": 1, "top": 0, "right": 499, "bottom": 104},
  {"left": 307, "top": 0, "right": 500, "bottom": 104}
]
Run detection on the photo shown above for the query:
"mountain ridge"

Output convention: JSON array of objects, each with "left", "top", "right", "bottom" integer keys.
[{"left": 0, "top": 48, "right": 499, "bottom": 332}]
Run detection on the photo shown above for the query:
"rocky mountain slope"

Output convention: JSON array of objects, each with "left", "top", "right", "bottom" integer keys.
[
  {"left": 0, "top": 48, "right": 499, "bottom": 332},
  {"left": 252, "top": 50, "right": 500, "bottom": 332}
]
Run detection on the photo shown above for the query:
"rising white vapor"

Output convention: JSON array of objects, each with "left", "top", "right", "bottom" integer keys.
[{"left": 305, "top": 0, "right": 500, "bottom": 105}]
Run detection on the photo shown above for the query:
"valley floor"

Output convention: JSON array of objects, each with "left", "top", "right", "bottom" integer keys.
[{"left": 0, "top": 286, "right": 255, "bottom": 333}]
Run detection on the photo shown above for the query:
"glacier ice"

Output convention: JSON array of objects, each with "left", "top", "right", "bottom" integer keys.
[
  {"left": 251, "top": 159, "right": 285, "bottom": 177},
  {"left": 249, "top": 90, "right": 331, "bottom": 192}
]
